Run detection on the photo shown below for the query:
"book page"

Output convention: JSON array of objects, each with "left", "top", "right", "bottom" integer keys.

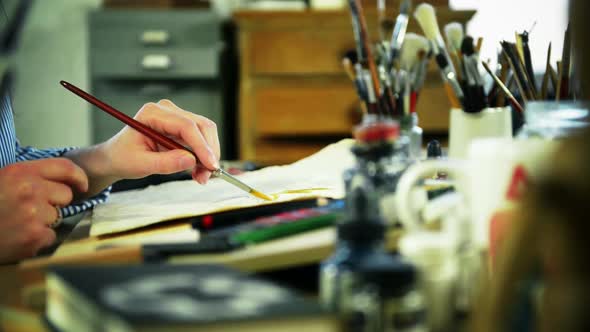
[{"left": 87, "top": 139, "right": 355, "bottom": 236}]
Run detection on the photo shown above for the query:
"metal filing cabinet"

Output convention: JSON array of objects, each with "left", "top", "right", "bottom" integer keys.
[{"left": 88, "top": 9, "right": 226, "bottom": 157}]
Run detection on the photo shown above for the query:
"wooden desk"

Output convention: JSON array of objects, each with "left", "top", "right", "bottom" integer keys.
[{"left": 234, "top": 8, "right": 475, "bottom": 165}]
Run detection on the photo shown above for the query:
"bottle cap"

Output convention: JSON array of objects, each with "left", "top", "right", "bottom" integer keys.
[
  {"left": 337, "top": 220, "right": 385, "bottom": 243},
  {"left": 426, "top": 139, "right": 442, "bottom": 158},
  {"left": 353, "top": 119, "right": 400, "bottom": 143}
]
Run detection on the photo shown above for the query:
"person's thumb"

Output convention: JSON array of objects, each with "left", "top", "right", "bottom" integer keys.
[{"left": 141, "top": 150, "right": 196, "bottom": 175}]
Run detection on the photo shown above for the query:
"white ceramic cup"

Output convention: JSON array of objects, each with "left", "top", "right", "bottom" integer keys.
[
  {"left": 448, "top": 107, "right": 513, "bottom": 159},
  {"left": 396, "top": 137, "right": 558, "bottom": 250}
]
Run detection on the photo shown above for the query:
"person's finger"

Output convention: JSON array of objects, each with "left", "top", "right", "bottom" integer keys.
[
  {"left": 192, "top": 115, "right": 220, "bottom": 160},
  {"left": 157, "top": 99, "right": 221, "bottom": 160},
  {"left": 18, "top": 224, "right": 57, "bottom": 259},
  {"left": 31, "top": 225, "right": 57, "bottom": 254},
  {"left": 134, "top": 149, "right": 197, "bottom": 175},
  {"left": 42, "top": 203, "right": 60, "bottom": 227},
  {"left": 32, "top": 158, "right": 89, "bottom": 193},
  {"left": 44, "top": 180, "right": 74, "bottom": 207},
  {"left": 136, "top": 103, "right": 219, "bottom": 170},
  {"left": 192, "top": 167, "right": 212, "bottom": 185}
]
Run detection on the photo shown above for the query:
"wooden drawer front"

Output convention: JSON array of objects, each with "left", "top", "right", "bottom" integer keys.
[
  {"left": 254, "top": 84, "right": 360, "bottom": 136},
  {"left": 249, "top": 30, "right": 356, "bottom": 75},
  {"left": 415, "top": 83, "right": 452, "bottom": 131},
  {"left": 254, "top": 140, "right": 342, "bottom": 165}
]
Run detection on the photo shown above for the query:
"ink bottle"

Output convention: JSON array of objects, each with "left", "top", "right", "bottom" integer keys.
[
  {"left": 320, "top": 187, "right": 426, "bottom": 332},
  {"left": 350, "top": 118, "right": 410, "bottom": 218}
]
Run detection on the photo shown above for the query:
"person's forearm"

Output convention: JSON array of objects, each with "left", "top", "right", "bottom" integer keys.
[{"left": 63, "top": 143, "right": 119, "bottom": 200}]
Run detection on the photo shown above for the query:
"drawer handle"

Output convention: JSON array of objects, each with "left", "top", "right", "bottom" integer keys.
[
  {"left": 138, "top": 83, "right": 173, "bottom": 96},
  {"left": 140, "top": 30, "right": 170, "bottom": 45},
  {"left": 141, "top": 54, "right": 172, "bottom": 70}
]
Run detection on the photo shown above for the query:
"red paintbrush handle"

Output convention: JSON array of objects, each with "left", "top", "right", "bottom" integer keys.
[{"left": 60, "top": 80, "right": 190, "bottom": 155}]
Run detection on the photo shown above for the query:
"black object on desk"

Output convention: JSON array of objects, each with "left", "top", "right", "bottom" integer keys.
[
  {"left": 189, "top": 198, "right": 322, "bottom": 231},
  {"left": 45, "top": 264, "right": 339, "bottom": 332},
  {"left": 142, "top": 199, "right": 345, "bottom": 262}
]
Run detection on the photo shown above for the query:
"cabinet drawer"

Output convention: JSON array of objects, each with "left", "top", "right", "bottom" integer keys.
[
  {"left": 254, "top": 84, "right": 361, "bottom": 136},
  {"left": 254, "top": 140, "right": 343, "bottom": 165},
  {"left": 415, "top": 83, "right": 452, "bottom": 131},
  {"left": 89, "top": 10, "right": 221, "bottom": 51},
  {"left": 91, "top": 79, "right": 224, "bottom": 153},
  {"left": 249, "top": 30, "right": 357, "bottom": 75},
  {"left": 91, "top": 48, "right": 219, "bottom": 79}
]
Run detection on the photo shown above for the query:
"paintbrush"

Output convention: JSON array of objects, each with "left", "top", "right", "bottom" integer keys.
[
  {"left": 548, "top": 62, "right": 558, "bottom": 94},
  {"left": 491, "top": 48, "right": 508, "bottom": 107},
  {"left": 559, "top": 24, "right": 571, "bottom": 99},
  {"left": 444, "top": 22, "right": 464, "bottom": 81},
  {"left": 462, "top": 36, "right": 487, "bottom": 112},
  {"left": 60, "top": 80, "right": 273, "bottom": 201},
  {"left": 343, "top": 57, "right": 369, "bottom": 115},
  {"left": 501, "top": 41, "right": 534, "bottom": 101},
  {"left": 444, "top": 22, "right": 463, "bottom": 55},
  {"left": 515, "top": 32, "right": 525, "bottom": 66},
  {"left": 410, "top": 50, "right": 427, "bottom": 113},
  {"left": 556, "top": 60, "right": 563, "bottom": 102},
  {"left": 475, "top": 37, "right": 483, "bottom": 53},
  {"left": 348, "top": 0, "right": 382, "bottom": 113},
  {"left": 401, "top": 33, "right": 430, "bottom": 79},
  {"left": 414, "top": 3, "right": 464, "bottom": 108},
  {"left": 401, "top": 33, "right": 430, "bottom": 113},
  {"left": 378, "top": 64, "right": 398, "bottom": 117},
  {"left": 388, "top": 0, "right": 412, "bottom": 69},
  {"left": 482, "top": 61, "right": 524, "bottom": 113},
  {"left": 540, "top": 42, "right": 552, "bottom": 99},
  {"left": 520, "top": 31, "right": 538, "bottom": 95}
]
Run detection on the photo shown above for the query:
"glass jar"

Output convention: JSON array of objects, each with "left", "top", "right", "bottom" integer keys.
[{"left": 517, "top": 101, "right": 590, "bottom": 139}]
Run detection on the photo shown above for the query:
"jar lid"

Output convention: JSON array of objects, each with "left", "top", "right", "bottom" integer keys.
[{"left": 353, "top": 119, "right": 400, "bottom": 143}]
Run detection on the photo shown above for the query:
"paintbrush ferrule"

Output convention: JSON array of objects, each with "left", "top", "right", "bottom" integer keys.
[
  {"left": 388, "top": 0, "right": 411, "bottom": 67},
  {"left": 435, "top": 53, "right": 464, "bottom": 99},
  {"left": 213, "top": 168, "right": 272, "bottom": 200}
]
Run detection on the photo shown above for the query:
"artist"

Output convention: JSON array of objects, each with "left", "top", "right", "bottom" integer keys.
[{"left": 0, "top": 94, "right": 221, "bottom": 263}]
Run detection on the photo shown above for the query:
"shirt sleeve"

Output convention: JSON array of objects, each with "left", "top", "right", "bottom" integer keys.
[{"left": 15, "top": 144, "right": 112, "bottom": 218}]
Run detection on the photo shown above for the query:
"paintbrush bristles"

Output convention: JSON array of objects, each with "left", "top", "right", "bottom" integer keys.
[
  {"left": 414, "top": 3, "right": 443, "bottom": 47},
  {"left": 444, "top": 22, "right": 463, "bottom": 53},
  {"left": 400, "top": 33, "right": 429, "bottom": 71}
]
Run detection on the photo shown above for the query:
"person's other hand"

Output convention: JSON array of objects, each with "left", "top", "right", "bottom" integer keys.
[
  {"left": 101, "top": 100, "right": 221, "bottom": 184},
  {"left": 0, "top": 159, "right": 88, "bottom": 263}
]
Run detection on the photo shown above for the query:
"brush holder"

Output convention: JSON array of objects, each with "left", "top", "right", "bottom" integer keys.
[{"left": 448, "top": 107, "right": 512, "bottom": 159}]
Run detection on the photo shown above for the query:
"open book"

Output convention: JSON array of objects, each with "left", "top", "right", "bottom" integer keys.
[{"left": 86, "top": 139, "right": 355, "bottom": 236}]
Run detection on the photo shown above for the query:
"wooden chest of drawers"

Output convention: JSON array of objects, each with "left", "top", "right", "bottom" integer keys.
[{"left": 235, "top": 9, "right": 475, "bottom": 165}]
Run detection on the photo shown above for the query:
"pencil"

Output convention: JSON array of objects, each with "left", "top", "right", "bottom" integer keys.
[{"left": 60, "top": 80, "right": 273, "bottom": 201}]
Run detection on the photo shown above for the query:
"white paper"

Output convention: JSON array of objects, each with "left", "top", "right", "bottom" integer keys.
[{"left": 87, "top": 139, "right": 355, "bottom": 236}]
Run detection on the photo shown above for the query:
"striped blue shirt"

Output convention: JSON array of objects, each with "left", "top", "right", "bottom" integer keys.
[{"left": 0, "top": 93, "right": 110, "bottom": 218}]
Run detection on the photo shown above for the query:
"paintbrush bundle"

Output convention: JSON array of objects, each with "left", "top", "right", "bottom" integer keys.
[
  {"left": 484, "top": 23, "right": 573, "bottom": 113},
  {"left": 344, "top": 1, "right": 574, "bottom": 119},
  {"left": 344, "top": 0, "right": 432, "bottom": 124}
]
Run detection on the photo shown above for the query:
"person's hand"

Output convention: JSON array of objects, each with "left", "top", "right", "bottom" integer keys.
[
  {"left": 101, "top": 100, "right": 221, "bottom": 184},
  {"left": 0, "top": 159, "right": 88, "bottom": 263}
]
